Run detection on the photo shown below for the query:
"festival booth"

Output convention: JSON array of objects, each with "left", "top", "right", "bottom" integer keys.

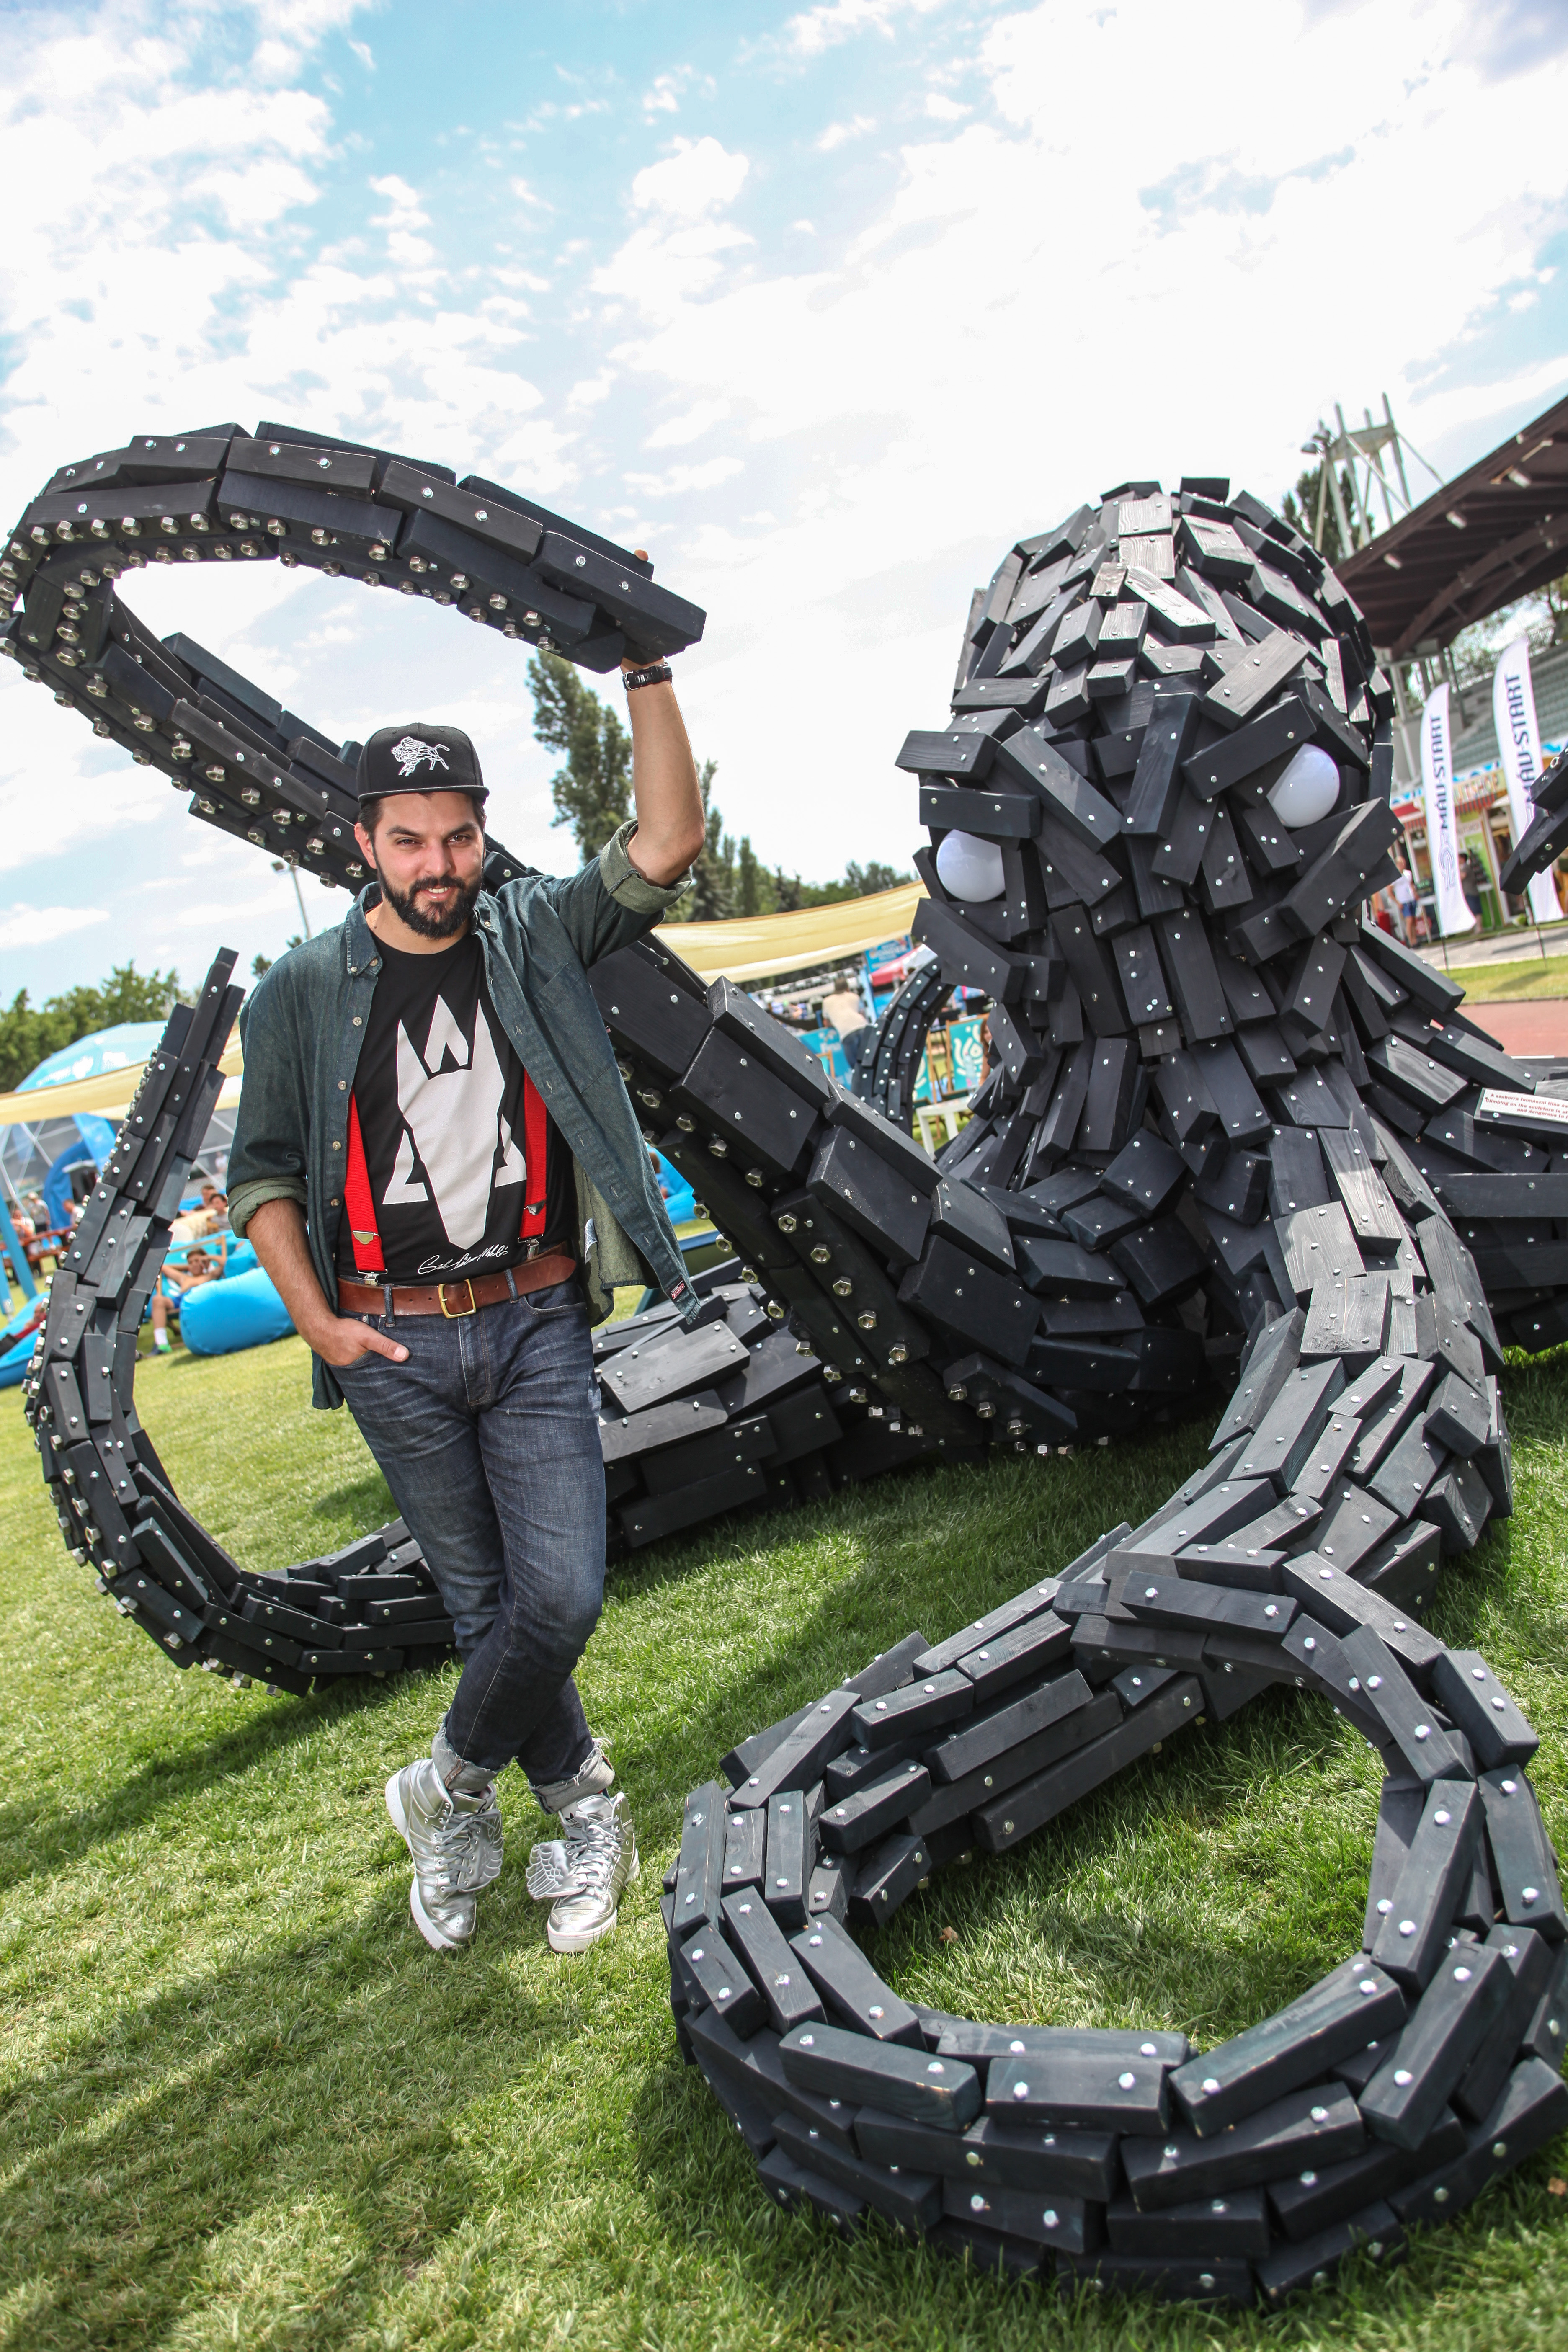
[
  {"left": 1339, "top": 389, "right": 1568, "bottom": 941},
  {"left": 652, "top": 882, "right": 980, "bottom": 1150},
  {"left": 0, "top": 1024, "right": 291, "bottom": 1374}
]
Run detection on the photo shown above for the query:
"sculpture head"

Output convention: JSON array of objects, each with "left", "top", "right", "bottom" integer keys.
[
  {"left": 908, "top": 475, "right": 1391, "bottom": 1109},
  {"left": 885, "top": 475, "right": 1429, "bottom": 1438}
]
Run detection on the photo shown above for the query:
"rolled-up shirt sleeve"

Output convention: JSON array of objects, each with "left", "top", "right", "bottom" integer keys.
[
  {"left": 227, "top": 969, "right": 311, "bottom": 1240},
  {"left": 540, "top": 819, "right": 691, "bottom": 966}
]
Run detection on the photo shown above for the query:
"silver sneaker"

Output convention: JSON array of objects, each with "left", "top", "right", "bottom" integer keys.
[
  {"left": 385, "top": 1757, "right": 503, "bottom": 1952},
  {"left": 526, "top": 1789, "right": 640, "bottom": 1953}
]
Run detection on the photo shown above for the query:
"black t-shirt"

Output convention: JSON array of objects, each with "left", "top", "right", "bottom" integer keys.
[{"left": 338, "top": 930, "right": 573, "bottom": 1283}]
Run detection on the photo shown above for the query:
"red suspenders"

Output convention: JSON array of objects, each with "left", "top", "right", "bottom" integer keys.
[
  {"left": 344, "top": 1096, "right": 383, "bottom": 1277},
  {"left": 343, "top": 1078, "right": 550, "bottom": 1279},
  {"left": 520, "top": 1071, "right": 549, "bottom": 1239}
]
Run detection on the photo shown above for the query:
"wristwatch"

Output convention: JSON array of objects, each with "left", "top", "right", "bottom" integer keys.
[{"left": 623, "top": 662, "right": 673, "bottom": 691}]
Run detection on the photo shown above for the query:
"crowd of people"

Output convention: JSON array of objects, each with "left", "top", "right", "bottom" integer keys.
[
  {"left": 0, "top": 1168, "right": 232, "bottom": 1354},
  {"left": 1370, "top": 841, "right": 1568, "bottom": 943}
]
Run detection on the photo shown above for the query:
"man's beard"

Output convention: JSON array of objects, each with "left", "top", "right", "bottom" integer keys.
[{"left": 374, "top": 863, "right": 481, "bottom": 940}]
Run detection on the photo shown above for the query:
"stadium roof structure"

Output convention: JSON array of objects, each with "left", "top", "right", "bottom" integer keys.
[{"left": 1338, "top": 392, "right": 1568, "bottom": 660}]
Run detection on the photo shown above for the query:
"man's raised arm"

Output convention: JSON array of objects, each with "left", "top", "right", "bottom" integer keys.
[{"left": 620, "top": 625, "right": 705, "bottom": 887}]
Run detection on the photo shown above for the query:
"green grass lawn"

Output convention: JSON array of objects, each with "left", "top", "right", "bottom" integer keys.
[
  {"left": 3, "top": 1333, "right": 1568, "bottom": 2350},
  {"left": 1436, "top": 951, "right": 1568, "bottom": 1003}
]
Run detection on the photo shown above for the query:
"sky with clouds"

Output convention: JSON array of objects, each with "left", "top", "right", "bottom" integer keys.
[{"left": 3, "top": 0, "right": 1568, "bottom": 1003}]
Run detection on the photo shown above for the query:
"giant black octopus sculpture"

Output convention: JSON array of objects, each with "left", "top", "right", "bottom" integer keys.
[{"left": 5, "top": 434, "right": 1568, "bottom": 2301}]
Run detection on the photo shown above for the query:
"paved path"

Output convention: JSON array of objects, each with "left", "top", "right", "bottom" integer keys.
[
  {"left": 1466, "top": 998, "right": 1568, "bottom": 1057},
  {"left": 1416, "top": 925, "right": 1568, "bottom": 972}
]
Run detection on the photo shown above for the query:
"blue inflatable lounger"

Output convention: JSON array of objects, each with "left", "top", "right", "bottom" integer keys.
[{"left": 152, "top": 1237, "right": 293, "bottom": 1357}]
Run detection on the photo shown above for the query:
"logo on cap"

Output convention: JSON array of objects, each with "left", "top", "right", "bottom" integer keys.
[{"left": 389, "top": 736, "right": 449, "bottom": 779}]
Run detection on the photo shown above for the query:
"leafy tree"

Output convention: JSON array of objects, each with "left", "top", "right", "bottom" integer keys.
[
  {"left": 527, "top": 650, "right": 632, "bottom": 861},
  {"left": 1444, "top": 578, "right": 1568, "bottom": 691},
  {"left": 1543, "top": 570, "right": 1568, "bottom": 642},
  {"left": 845, "top": 860, "right": 911, "bottom": 897},
  {"left": 0, "top": 960, "right": 180, "bottom": 1093},
  {"left": 682, "top": 761, "right": 735, "bottom": 921},
  {"left": 736, "top": 836, "right": 768, "bottom": 918},
  {"left": 250, "top": 937, "right": 302, "bottom": 982},
  {"left": 754, "top": 861, "right": 913, "bottom": 915}
]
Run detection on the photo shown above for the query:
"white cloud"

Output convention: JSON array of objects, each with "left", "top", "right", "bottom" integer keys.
[
  {"left": 594, "top": 139, "right": 753, "bottom": 311},
  {"left": 569, "top": 370, "right": 616, "bottom": 410},
  {"left": 645, "top": 400, "right": 732, "bottom": 449},
  {"left": 630, "top": 134, "right": 747, "bottom": 221},
  {"left": 630, "top": 136, "right": 750, "bottom": 221},
  {"left": 368, "top": 173, "right": 435, "bottom": 270},
  {"left": 589, "top": 0, "right": 1568, "bottom": 877},
  {"left": 643, "top": 70, "right": 689, "bottom": 118},
  {"left": 8, "top": 0, "right": 1568, "bottom": 921},
  {"left": 0, "top": 7, "right": 567, "bottom": 549},
  {"left": 0, "top": 0, "right": 592, "bottom": 974},
  {"left": 368, "top": 173, "right": 428, "bottom": 221},
  {"left": 1381, "top": 349, "right": 1568, "bottom": 449},
  {"left": 0, "top": 673, "right": 173, "bottom": 869},
  {"left": 0, "top": 903, "right": 108, "bottom": 950},
  {"left": 168, "top": 889, "right": 303, "bottom": 929},
  {"left": 781, "top": 0, "right": 945, "bottom": 56},
  {"left": 252, "top": 0, "right": 365, "bottom": 83},
  {"left": 818, "top": 116, "right": 876, "bottom": 151},
  {"left": 625, "top": 456, "right": 745, "bottom": 497}
]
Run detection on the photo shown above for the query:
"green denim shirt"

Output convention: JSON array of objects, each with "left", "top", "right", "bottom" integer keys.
[{"left": 227, "top": 819, "right": 696, "bottom": 1408}]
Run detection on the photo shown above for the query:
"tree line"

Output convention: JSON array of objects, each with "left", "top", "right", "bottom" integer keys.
[
  {"left": 0, "top": 963, "right": 180, "bottom": 1095},
  {"left": 528, "top": 652, "right": 908, "bottom": 919}
]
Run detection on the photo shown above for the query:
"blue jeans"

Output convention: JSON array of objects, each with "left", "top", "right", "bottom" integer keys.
[{"left": 334, "top": 1280, "right": 607, "bottom": 1792}]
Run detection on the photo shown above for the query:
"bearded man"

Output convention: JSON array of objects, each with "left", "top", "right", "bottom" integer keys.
[{"left": 228, "top": 652, "right": 704, "bottom": 1955}]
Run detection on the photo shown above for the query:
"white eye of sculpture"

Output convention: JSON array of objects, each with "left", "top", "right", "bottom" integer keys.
[
  {"left": 936, "top": 829, "right": 1006, "bottom": 902},
  {"left": 1267, "top": 742, "right": 1340, "bottom": 828}
]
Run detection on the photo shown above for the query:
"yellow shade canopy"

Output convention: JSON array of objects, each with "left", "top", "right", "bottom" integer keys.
[
  {"left": 0, "top": 1030, "right": 243, "bottom": 1126},
  {"left": 654, "top": 882, "right": 926, "bottom": 985},
  {"left": 0, "top": 883, "right": 927, "bottom": 1132}
]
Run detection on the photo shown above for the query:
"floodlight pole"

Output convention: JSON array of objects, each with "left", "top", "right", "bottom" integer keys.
[
  {"left": 272, "top": 858, "right": 314, "bottom": 942},
  {"left": 1365, "top": 408, "right": 1399, "bottom": 529},
  {"left": 1384, "top": 393, "right": 1414, "bottom": 508},
  {"left": 1306, "top": 398, "right": 1440, "bottom": 560}
]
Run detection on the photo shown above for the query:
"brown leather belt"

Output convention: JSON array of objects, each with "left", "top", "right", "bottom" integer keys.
[{"left": 338, "top": 1252, "right": 577, "bottom": 1319}]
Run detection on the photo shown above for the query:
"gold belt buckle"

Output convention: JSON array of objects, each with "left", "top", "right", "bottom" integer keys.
[{"left": 438, "top": 1279, "right": 478, "bottom": 1318}]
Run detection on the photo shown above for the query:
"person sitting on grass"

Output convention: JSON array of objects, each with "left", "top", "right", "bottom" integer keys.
[
  {"left": 150, "top": 1237, "right": 228, "bottom": 1354},
  {"left": 170, "top": 1175, "right": 230, "bottom": 1244}
]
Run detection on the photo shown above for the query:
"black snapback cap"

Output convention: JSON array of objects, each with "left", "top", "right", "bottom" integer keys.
[{"left": 356, "top": 723, "right": 486, "bottom": 802}]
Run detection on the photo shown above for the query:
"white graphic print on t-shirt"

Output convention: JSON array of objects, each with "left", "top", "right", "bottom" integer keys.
[{"left": 388, "top": 993, "right": 524, "bottom": 1247}]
